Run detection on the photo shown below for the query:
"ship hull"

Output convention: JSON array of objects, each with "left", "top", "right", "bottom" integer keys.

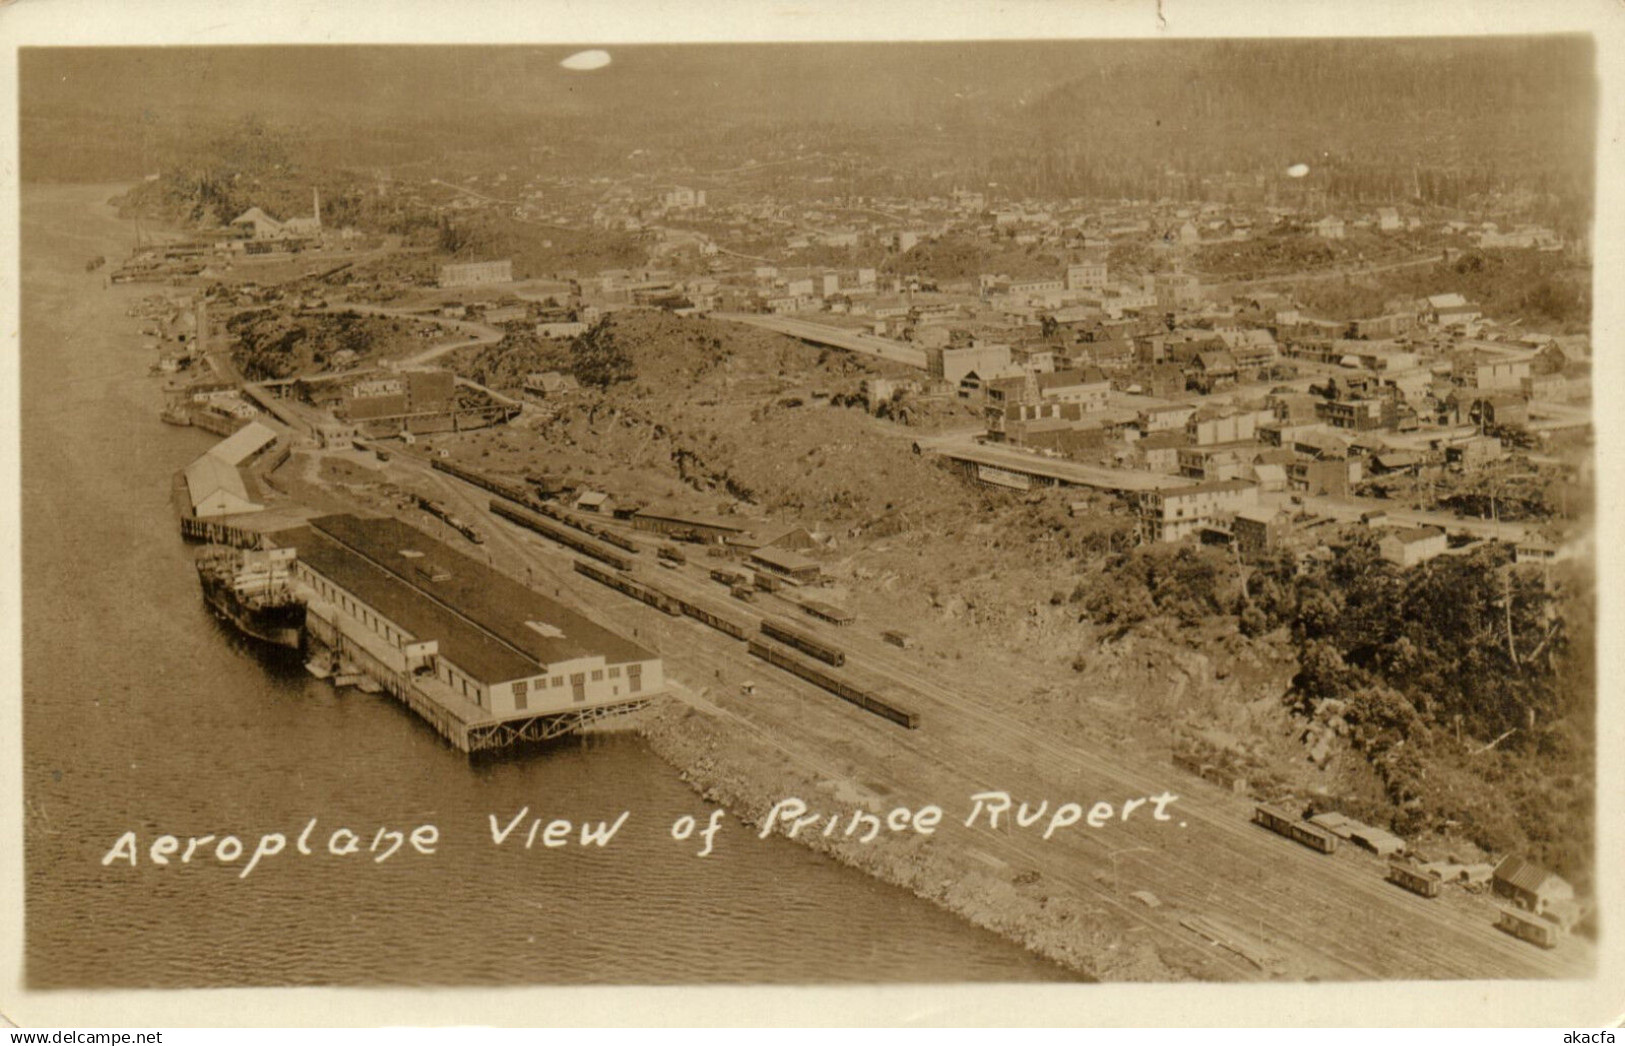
[{"left": 199, "top": 574, "right": 304, "bottom": 650}]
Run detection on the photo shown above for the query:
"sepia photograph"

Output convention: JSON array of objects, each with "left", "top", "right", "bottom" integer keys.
[{"left": 3, "top": 0, "right": 1621, "bottom": 1029}]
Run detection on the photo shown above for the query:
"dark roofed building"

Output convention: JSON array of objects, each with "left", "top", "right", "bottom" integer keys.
[
  {"left": 285, "top": 514, "right": 662, "bottom": 721},
  {"left": 749, "top": 544, "right": 822, "bottom": 584},
  {"left": 1188, "top": 350, "right": 1239, "bottom": 393},
  {"left": 1492, "top": 855, "right": 1575, "bottom": 915},
  {"left": 632, "top": 508, "right": 752, "bottom": 544}
]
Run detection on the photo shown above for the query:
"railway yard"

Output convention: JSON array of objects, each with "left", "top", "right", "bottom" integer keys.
[{"left": 339, "top": 450, "right": 1595, "bottom": 983}]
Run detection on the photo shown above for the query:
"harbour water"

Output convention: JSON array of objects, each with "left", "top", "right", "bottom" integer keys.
[{"left": 19, "top": 184, "right": 1076, "bottom": 987}]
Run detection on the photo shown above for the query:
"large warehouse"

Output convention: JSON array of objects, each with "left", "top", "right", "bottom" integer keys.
[{"left": 283, "top": 514, "right": 664, "bottom": 728}]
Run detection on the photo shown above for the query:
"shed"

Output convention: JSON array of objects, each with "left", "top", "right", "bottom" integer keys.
[
  {"left": 749, "top": 545, "right": 821, "bottom": 584},
  {"left": 1350, "top": 827, "right": 1406, "bottom": 857},
  {"left": 1492, "top": 855, "right": 1575, "bottom": 914},
  {"left": 209, "top": 420, "right": 279, "bottom": 466}
]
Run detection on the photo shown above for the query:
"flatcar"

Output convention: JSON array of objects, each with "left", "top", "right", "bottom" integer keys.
[
  {"left": 1386, "top": 862, "right": 1441, "bottom": 899},
  {"left": 760, "top": 618, "right": 845, "bottom": 667},
  {"left": 1252, "top": 804, "right": 1339, "bottom": 854},
  {"left": 1495, "top": 907, "right": 1559, "bottom": 949}
]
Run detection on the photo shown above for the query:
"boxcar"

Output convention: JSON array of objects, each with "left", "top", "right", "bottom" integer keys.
[
  {"left": 1495, "top": 908, "right": 1559, "bottom": 949},
  {"left": 1252, "top": 804, "right": 1338, "bottom": 854},
  {"left": 1386, "top": 862, "right": 1441, "bottom": 899},
  {"left": 760, "top": 619, "right": 845, "bottom": 667},
  {"left": 746, "top": 640, "right": 918, "bottom": 730}
]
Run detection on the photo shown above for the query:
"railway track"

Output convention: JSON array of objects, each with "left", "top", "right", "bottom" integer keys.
[
  {"left": 811, "top": 616, "right": 1586, "bottom": 980},
  {"left": 417, "top": 462, "right": 1589, "bottom": 981}
]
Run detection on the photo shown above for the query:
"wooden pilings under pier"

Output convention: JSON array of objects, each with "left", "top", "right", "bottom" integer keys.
[{"left": 302, "top": 594, "right": 649, "bottom": 755}]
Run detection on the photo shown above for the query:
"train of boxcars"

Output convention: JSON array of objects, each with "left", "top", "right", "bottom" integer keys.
[
  {"left": 445, "top": 460, "right": 1572, "bottom": 947},
  {"left": 410, "top": 492, "right": 484, "bottom": 545},
  {"left": 430, "top": 459, "right": 918, "bottom": 731},
  {"left": 1252, "top": 802, "right": 1570, "bottom": 950}
]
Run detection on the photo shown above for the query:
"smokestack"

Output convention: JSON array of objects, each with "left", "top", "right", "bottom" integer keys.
[{"left": 314, "top": 187, "right": 321, "bottom": 227}]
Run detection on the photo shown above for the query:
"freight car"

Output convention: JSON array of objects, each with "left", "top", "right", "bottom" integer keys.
[
  {"left": 1495, "top": 907, "right": 1559, "bottom": 949},
  {"left": 760, "top": 618, "right": 845, "bottom": 667},
  {"left": 572, "top": 560, "right": 682, "bottom": 616},
  {"left": 710, "top": 568, "right": 748, "bottom": 587},
  {"left": 491, "top": 501, "right": 635, "bottom": 571},
  {"left": 676, "top": 599, "right": 750, "bottom": 641},
  {"left": 747, "top": 640, "right": 919, "bottom": 729},
  {"left": 432, "top": 458, "right": 533, "bottom": 505},
  {"left": 435, "top": 459, "right": 642, "bottom": 554},
  {"left": 1252, "top": 804, "right": 1339, "bottom": 854},
  {"left": 1386, "top": 862, "right": 1442, "bottom": 899},
  {"left": 658, "top": 544, "right": 687, "bottom": 565},
  {"left": 800, "top": 599, "right": 855, "bottom": 627},
  {"left": 412, "top": 493, "right": 483, "bottom": 545}
]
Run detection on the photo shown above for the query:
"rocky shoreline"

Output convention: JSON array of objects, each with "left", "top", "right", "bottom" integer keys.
[{"left": 635, "top": 698, "right": 1200, "bottom": 983}]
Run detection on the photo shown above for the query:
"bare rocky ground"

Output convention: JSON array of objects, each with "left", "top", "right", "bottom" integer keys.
[{"left": 269, "top": 308, "right": 1584, "bottom": 978}]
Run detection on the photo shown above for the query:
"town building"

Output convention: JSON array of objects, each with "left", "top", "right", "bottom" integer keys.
[
  {"left": 1426, "top": 293, "right": 1482, "bottom": 326},
  {"left": 1065, "top": 260, "right": 1108, "bottom": 291},
  {"left": 1232, "top": 505, "right": 1287, "bottom": 554},
  {"left": 1037, "top": 368, "right": 1111, "bottom": 411},
  {"left": 438, "top": 259, "right": 514, "bottom": 288},
  {"left": 1378, "top": 525, "right": 1448, "bottom": 566},
  {"left": 931, "top": 341, "right": 1013, "bottom": 387},
  {"left": 1137, "top": 479, "right": 1260, "bottom": 542}
]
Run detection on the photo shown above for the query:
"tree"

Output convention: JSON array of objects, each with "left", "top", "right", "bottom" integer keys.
[{"left": 569, "top": 319, "right": 635, "bottom": 389}]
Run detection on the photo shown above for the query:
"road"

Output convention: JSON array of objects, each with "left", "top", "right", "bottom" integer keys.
[
  {"left": 391, "top": 457, "right": 1591, "bottom": 982},
  {"left": 317, "top": 301, "right": 503, "bottom": 366},
  {"left": 929, "top": 437, "right": 1190, "bottom": 493},
  {"left": 714, "top": 313, "right": 929, "bottom": 369}
]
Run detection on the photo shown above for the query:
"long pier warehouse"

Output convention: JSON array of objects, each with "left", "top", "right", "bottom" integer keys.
[{"left": 274, "top": 514, "right": 665, "bottom": 752}]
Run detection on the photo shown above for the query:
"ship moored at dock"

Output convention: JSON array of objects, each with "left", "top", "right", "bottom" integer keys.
[
  {"left": 195, "top": 545, "right": 306, "bottom": 650},
  {"left": 263, "top": 513, "right": 665, "bottom": 754}
]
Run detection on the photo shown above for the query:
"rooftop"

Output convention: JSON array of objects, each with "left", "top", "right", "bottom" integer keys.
[{"left": 297, "top": 514, "right": 652, "bottom": 677}]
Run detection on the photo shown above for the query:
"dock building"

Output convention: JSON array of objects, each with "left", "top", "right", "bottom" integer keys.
[{"left": 280, "top": 513, "right": 663, "bottom": 751}]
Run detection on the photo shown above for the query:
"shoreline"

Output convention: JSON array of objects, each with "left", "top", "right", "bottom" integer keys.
[
  {"left": 36, "top": 180, "right": 1591, "bottom": 985},
  {"left": 635, "top": 699, "right": 1181, "bottom": 983}
]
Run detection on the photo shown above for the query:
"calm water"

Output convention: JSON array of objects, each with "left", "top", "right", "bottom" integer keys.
[{"left": 19, "top": 184, "right": 1075, "bottom": 987}]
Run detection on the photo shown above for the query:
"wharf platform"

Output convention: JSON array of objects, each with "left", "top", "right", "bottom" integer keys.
[{"left": 296, "top": 582, "right": 651, "bottom": 755}]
